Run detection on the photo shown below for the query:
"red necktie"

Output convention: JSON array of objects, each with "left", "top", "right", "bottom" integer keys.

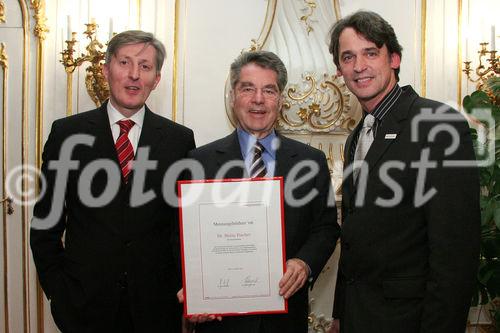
[{"left": 115, "top": 119, "right": 135, "bottom": 183}]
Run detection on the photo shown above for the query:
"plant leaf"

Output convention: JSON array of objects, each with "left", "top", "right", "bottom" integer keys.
[
  {"left": 496, "top": 208, "right": 500, "bottom": 230},
  {"left": 482, "top": 237, "right": 500, "bottom": 259},
  {"left": 482, "top": 200, "right": 495, "bottom": 226}
]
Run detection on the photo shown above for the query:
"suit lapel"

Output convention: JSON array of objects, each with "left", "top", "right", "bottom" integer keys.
[
  {"left": 137, "top": 106, "right": 164, "bottom": 157},
  {"left": 214, "top": 131, "right": 245, "bottom": 179},
  {"left": 346, "top": 86, "right": 418, "bottom": 203},
  {"left": 86, "top": 102, "right": 118, "bottom": 163},
  {"left": 275, "top": 134, "right": 298, "bottom": 178},
  {"left": 342, "top": 131, "right": 356, "bottom": 208},
  {"left": 362, "top": 88, "right": 418, "bottom": 173},
  {"left": 88, "top": 103, "right": 165, "bottom": 185}
]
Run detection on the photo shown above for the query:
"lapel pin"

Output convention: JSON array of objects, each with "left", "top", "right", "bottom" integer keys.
[{"left": 384, "top": 133, "right": 397, "bottom": 139}]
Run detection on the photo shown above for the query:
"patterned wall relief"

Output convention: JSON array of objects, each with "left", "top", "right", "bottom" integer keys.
[
  {"left": 254, "top": 0, "right": 360, "bottom": 136},
  {"left": 280, "top": 73, "right": 354, "bottom": 133},
  {"left": 0, "top": 0, "right": 5, "bottom": 23}
]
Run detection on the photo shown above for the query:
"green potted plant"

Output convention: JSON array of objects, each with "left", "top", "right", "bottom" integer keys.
[{"left": 463, "top": 76, "right": 500, "bottom": 331}]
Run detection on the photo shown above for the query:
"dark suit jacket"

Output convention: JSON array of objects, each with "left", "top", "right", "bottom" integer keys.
[
  {"left": 333, "top": 86, "right": 480, "bottom": 333},
  {"left": 188, "top": 131, "right": 339, "bottom": 333},
  {"left": 30, "top": 101, "right": 195, "bottom": 332}
]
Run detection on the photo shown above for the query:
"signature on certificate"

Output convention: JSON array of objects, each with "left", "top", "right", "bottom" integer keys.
[
  {"left": 241, "top": 275, "right": 260, "bottom": 287},
  {"left": 217, "top": 278, "right": 230, "bottom": 289}
]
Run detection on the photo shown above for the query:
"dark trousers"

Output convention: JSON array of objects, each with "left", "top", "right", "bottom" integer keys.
[{"left": 116, "top": 287, "right": 134, "bottom": 333}]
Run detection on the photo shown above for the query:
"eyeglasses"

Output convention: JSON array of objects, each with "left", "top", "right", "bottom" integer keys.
[{"left": 236, "top": 86, "right": 281, "bottom": 100}]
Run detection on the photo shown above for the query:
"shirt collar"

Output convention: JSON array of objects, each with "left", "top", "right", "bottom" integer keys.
[
  {"left": 237, "top": 128, "right": 277, "bottom": 159},
  {"left": 369, "top": 84, "right": 402, "bottom": 122},
  {"left": 107, "top": 101, "right": 145, "bottom": 129}
]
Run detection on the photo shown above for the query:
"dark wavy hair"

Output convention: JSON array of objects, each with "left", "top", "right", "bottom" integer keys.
[{"left": 328, "top": 11, "right": 403, "bottom": 81}]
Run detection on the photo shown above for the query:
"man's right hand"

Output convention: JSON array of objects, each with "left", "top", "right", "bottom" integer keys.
[{"left": 177, "top": 289, "right": 222, "bottom": 323}]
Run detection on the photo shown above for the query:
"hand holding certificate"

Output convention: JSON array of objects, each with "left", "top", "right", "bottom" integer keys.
[{"left": 178, "top": 178, "right": 287, "bottom": 317}]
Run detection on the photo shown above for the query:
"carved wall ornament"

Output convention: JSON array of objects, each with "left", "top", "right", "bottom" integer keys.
[
  {"left": 308, "top": 298, "right": 332, "bottom": 332},
  {"left": 300, "top": 0, "right": 317, "bottom": 35},
  {"left": 30, "top": 0, "right": 49, "bottom": 40},
  {"left": 0, "top": 43, "right": 7, "bottom": 69},
  {"left": 61, "top": 23, "right": 109, "bottom": 107},
  {"left": 278, "top": 73, "right": 356, "bottom": 133},
  {"left": 249, "top": 0, "right": 277, "bottom": 51},
  {"left": 0, "top": 0, "right": 5, "bottom": 23}
]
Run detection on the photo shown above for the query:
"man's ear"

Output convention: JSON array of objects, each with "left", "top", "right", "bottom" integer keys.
[
  {"left": 103, "top": 63, "right": 110, "bottom": 80},
  {"left": 336, "top": 68, "right": 343, "bottom": 77},
  {"left": 390, "top": 53, "right": 401, "bottom": 70},
  {"left": 229, "top": 90, "right": 235, "bottom": 109},
  {"left": 152, "top": 73, "right": 161, "bottom": 90}
]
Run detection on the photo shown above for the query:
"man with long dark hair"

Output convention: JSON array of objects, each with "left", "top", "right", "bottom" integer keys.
[{"left": 328, "top": 11, "right": 480, "bottom": 333}]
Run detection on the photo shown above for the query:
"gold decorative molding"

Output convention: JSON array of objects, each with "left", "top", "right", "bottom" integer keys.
[
  {"left": 278, "top": 73, "right": 355, "bottom": 133},
  {"left": 137, "top": 0, "right": 141, "bottom": 27},
  {"left": 172, "top": 0, "right": 181, "bottom": 122},
  {"left": 30, "top": 1, "right": 48, "bottom": 332},
  {"left": 61, "top": 25, "right": 109, "bottom": 110},
  {"left": 420, "top": 0, "right": 427, "bottom": 97},
  {"left": 308, "top": 298, "right": 332, "bottom": 332},
  {"left": 300, "top": 0, "right": 317, "bottom": 35},
  {"left": 29, "top": 1, "right": 49, "bottom": 41},
  {"left": 0, "top": 41, "right": 9, "bottom": 333},
  {"left": 0, "top": 43, "right": 6, "bottom": 69},
  {"left": 463, "top": 44, "right": 499, "bottom": 92},
  {"left": 0, "top": 0, "right": 5, "bottom": 23},
  {"left": 249, "top": 0, "right": 277, "bottom": 51},
  {"left": 19, "top": 0, "right": 31, "bottom": 331},
  {"left": 457, "top": 0, "right": 462, "bottom": 109},
  {"left": 30, "top": 0, "right": 47, "bottom": 172},
  {"left": 332, "top": 0, "right": 341, "bottom": 20}
]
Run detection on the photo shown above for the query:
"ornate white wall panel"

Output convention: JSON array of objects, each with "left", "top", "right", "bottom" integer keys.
[
  {"left": 262, "top": 0, "right": 357, "bottom": 134},
  {"left": 1, "top": 1, "right": 32, "bottom": 332},
  {"left": 179, "top": 0, "right": 268, "bottom": 145}
]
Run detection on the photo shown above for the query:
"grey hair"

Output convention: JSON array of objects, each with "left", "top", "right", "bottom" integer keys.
[
  {"left": 105, "top": 30, "right": 166, "bottom": 73},
  {"left": 230, "top": 50, "right": 288, "bottom": 92}
]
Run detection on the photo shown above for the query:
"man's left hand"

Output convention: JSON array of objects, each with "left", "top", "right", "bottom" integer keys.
[{"left": 279, "top": 258, "right": 309, "bottom": 299}]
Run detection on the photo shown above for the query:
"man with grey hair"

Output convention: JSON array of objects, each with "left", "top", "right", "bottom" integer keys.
[
  {"left": 31, "top": 30, "right": 195, "bottom": 332},
  {"left": 185, "top": 50, "right": 339, "bottom": 333},
  {"left": 327, "top": 11, "right": 479, "bottom": 333}
]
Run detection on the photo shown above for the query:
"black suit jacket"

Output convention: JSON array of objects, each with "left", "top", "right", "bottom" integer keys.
[
  {"left": 188, "top": 131, "right": 340, "bottom": 333},
  {"left": 30, "top": 101, "right": 195, "bottom": 332},
  {"left": 333, "top": 86, "right": 480, "bottom": 333}
]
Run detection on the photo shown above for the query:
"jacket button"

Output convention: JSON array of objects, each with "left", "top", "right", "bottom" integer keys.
[
  {"left": 117, "top": 272, "right": 128, "bottom": 289},
  {"left": 347, "top": 277, "right": 355, "bottom": 285}
]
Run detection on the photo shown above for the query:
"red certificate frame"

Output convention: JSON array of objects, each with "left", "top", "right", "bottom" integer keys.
[{"left": 178, "top": 177, "right": 287, "bottom": 318}]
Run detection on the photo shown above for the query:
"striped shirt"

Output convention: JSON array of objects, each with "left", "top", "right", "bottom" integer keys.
[{"left": 350, "top": 84, "right": 403, "bottom": 161}]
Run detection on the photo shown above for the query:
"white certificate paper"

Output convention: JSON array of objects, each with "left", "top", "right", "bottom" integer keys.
[{"left": 178, "top": 177, "right": 287, "bottom": 317}]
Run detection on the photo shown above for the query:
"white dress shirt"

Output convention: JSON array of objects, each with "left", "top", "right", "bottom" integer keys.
[{"left": 107, "top": 102, "right": 145, "bottom": 153}]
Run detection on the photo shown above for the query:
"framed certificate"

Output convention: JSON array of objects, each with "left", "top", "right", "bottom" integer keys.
[{"left": 178, "top": 177, "right": 287, "bottom": 317}]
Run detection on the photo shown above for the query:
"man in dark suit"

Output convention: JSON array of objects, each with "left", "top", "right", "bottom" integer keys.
[
  {"left": 327, "top": 11, "right": 480, "bottom": 333},
  {"left": 30, "top": 30, "right": 195, "bottom": 332},
  {"left": 186, "top": 50, "right": 339, "bottom": 333}
]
